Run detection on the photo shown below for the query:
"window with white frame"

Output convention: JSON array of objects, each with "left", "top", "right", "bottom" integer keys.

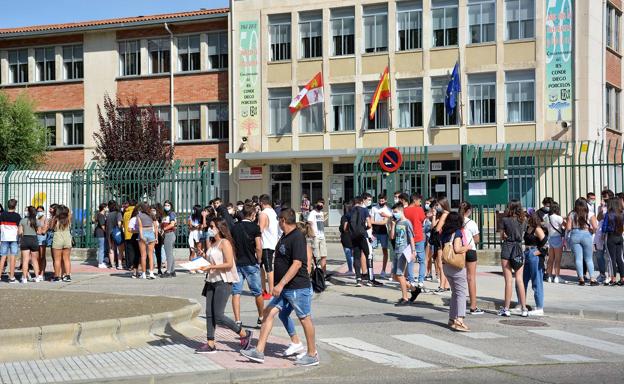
[
  {"left": 606, "top": 84, "right": 621, "bottom": 131},
  {"left": 177, "top": 105, "right": 201, "bottom": 141},
  {"left": 63, "top": 111, "right": 84, "bottom": 146},
  {"left": 363, "top": 5, "right": 388, "bottom": 53},
  {"left": 331, "top": 7, "right": 355, "bottom": 56},
  {"left": 148, "top": 39, "right": 170, "bottom": 74},
  {"left": 63, "top": 45, "right": 83, "bottom": 80},
  {"left": 505, "top": 0, "right": 534, "bottom": 40},
  {"left": 506, "top": 70, "right": 535, "bottom": 123},
  {"left": 331, "top": 83, "right": 355, "bottom": 132},
  {"left": 35, "top": 47, "right": 55, "bottom": 82},
  {"left": 432, "top": 0, "right": 458, "bottom": 47},
  {"left": 468, "top": 73, "right": 496, "bottom": 125},
  {"left": 208, "top": 103, "right": 229, "bottom": 139},
  {"left": 397, "top": 1, "right": 423, "bottom": 51},
  {"left": 207, "top": 32, "right": 228, "bottom": 69},
  {"left": 431, "top": 77, "right": 458, "bottom": 126},
  {"left": 364, "top": 82, "right": 389, "bottom": 130},
  {"left": 269, "top": 88, "right": 292, "bottom": 135},
  {"left": 269, "top": 14, "right": 291, "bottom": 61},
  {"left": 39, "top": 113, "right": 56, "bottom": 147},
  {"left": 8, "top": 49, "right": 28, "bottom": 84},
  {"left": 119, "top": 40, "right": 140, "bottom": 76},
  {"left": 177, "top": 35, "right": 200, "bottom": 72},
  {"left": 300, "top": 11, "right": 322, "bottom": 59},
  {"left": 397, "top": 79, "right": 423, "bottom": 128},
  {"left": 468, "top": 0, "right": 495, "bottom": 44},
  {"left": 299, "top": 89, "right": 323, "bottom": 134},
  {"left": 607, "top": 3, "right": 621, "bottom": 52}
]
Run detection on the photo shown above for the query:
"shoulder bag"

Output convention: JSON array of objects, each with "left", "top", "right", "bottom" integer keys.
[{"left": 442, "top": 233, "right": 466, "bottom": 269}]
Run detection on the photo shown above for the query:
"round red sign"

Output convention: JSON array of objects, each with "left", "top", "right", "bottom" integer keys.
[{"left": 379, "top": 147, "right": 403, "bottom": 173}]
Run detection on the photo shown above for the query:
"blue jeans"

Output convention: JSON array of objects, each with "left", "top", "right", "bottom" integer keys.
[
  {"left": 569, "top": 229, "right": 595, "bottom": 279},
  {"left": 595, "top": 249, "right": 606, "bottom": 275},
  {"left": 415, "top": 241, "right": 426, "bottom": 283},
  {"left": 275, "top": 286, "right": 313, "bottom": 337},
  {"left": 523, "top": 247, "right": 544, "bottom": 309},
  {"left": 232, "top": 264, "right": 263, "bottom": 296},
  {"left": 343, "top": 247, "right": 353, "bottom": 272},
  {"left": 97, "top": 237, "right": 106, "bottom": 264}
]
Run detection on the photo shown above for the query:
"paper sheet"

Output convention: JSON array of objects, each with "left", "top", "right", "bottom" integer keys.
[
  {"left": 403, "top": 246, "right": 414, "bottom": 263},
  {"left": 179, "top": 257, "right": 210, "bottom": 270},
  {"left": 468, "top": 182, "right": 487, "bottom": 196}
]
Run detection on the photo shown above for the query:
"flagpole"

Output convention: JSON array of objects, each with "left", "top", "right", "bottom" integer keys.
[
  {"left": 458, "top": 55, "right": 464, "bottom": 127},
  {"left": 322, "top": 71, "right": 328, "bottom": 134},
  {"left": 387, "top": 57, "right": 393, "bottom": 131}
]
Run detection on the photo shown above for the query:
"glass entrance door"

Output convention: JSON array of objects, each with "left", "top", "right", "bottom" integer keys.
[{"left": 430, "top": 172, "right": 461, "bottom": 209}]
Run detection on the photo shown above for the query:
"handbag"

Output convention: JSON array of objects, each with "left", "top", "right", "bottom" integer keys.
[
  {"left": 310, "top": 255, "right": 326, "bottom": 293},
  {"left": 442, "top": 233, "right": 466, "bottom": 269}
]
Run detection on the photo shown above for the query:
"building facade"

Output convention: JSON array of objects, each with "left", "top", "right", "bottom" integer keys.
[
  {"left": 228, "top": 0, "right": 622, "bottom": 224},
  {"left": 0, "top": 9, "right": 231, "bottom": 198}
]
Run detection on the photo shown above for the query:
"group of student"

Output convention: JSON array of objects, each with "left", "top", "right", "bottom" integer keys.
[{"left": 0, "top": 199, "right": 73, "bottom": 283}]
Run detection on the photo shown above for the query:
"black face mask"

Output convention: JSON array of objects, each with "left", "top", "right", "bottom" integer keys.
[
  {"left": 316, "top": 205, "right": 323, "bottom": 211},
  {"left": 379, "top": 202, "right": 386, "bottom": 207}
]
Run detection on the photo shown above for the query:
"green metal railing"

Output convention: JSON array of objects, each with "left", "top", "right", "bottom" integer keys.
[{"left": 0, "top": 160, "right": 218, "bottom": 248}]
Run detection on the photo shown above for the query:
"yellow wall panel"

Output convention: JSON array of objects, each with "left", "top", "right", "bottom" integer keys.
[
  {"left": 430, "top": 128, "right": 460, "bottom": 145},
  {"left": 330, "top": 133, "right": 356, "bottom": 149},
  {"left": 268, "top": 136, "right": 292, "bottom": 151},
  {"left": 329, "top": 57, "right": 356, "bottom": 78},
  {"left": 467, "top": 126, "right": 497, "bottom": 144},
  {"left": 297, "top": 60, "right": 323, "bottom": 82},
  {"left": 299, "top": 134, "right": 324, "bottom": 150},
  {"left": 395, "top": 52, "right": 423, "bottom": 73},
  {"left": 267, "top": 62, "right": 292, "bottom": 83},
  {"left": 465, "top": 45, "right": 497, "bottom": 68},
  {"left": 395, "top": 130, "right": 424, "bottom": 146},
  {"left": 505, "top": 124, "right": 537, "bottom": 142},
  {"left": 430, "top": 48, "right": 460, "bottom": 69},
  {"left": 362, "top": 54, "right": 389, "bottom": 75},
  {"left": 504, "top": 41, "right": 536, "bottom": 64},
  {"left": 363, "top": 131, "right": 389, "bottom": 148}
]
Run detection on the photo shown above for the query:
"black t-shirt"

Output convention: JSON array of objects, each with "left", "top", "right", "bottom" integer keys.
[
  {"left": 231, "top": 220, "right": 261, "bottom": 267},
  {"left": 274, "top": 228, "right": 310, "bottom": 290},
  {"left": 105, "top": 211, "right": 122, "bottom": 237},
  {"left": 339, "top": 214, "right": 353, "bottom": 248},
  {"left": 94, "top": 213, "right": 106, "bottom": 238}
]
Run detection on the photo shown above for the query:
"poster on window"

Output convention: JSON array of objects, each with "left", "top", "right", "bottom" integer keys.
[
  {"left": 545, "top": 0, "right": 574, "bottom": 122},
  {"left": 238, "top": 21, "right": 261, "bottom": 139}
]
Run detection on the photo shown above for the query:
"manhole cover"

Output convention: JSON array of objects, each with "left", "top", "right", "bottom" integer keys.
[{"left": 499, "top": 319, "right": 549, "bottom": 327}]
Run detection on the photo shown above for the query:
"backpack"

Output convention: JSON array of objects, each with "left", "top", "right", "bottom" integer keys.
[
  {"left": 111, "top": 227, "right": 123, "bottom": 246},
  {"left": 349, "top": 207, "right": 368, "bottom": 239},
  {"left": 442, "top": 231, "right": 466, "bottom": 269},
  {"left": 311, "top": 254, "right": 326, "bottom": 293}
]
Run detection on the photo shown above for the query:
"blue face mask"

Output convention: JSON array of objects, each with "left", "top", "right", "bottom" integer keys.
[
  {"left": 424, "top": 204, "right": 430, "bottom": 211},
  {"left": 206, "top": 228, "right": 216, "bottom": 238},
  {"left": 392, "top": 212, "right": 402, "bottom": 221}
]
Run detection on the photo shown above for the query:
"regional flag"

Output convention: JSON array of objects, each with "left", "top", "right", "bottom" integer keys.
[
  {"left": 369, "top": 66, "right": 390, "bottom": 120},
  {"left": 445, "top": 62, "right": 461, "bottom": 115},
  {"left": 289, "top": 72, "right": 324, "bottom": 113}
]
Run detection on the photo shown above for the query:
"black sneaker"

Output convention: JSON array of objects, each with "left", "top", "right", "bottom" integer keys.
[
  {"left": 62, "top": 275, "right": 71, "bottom": 282},
  {"left": 53, "top": 277, "right": 61, "bottom": 282},
  {"left": 240, "top": 330, "right": 253, "bottom": 350},
  {"left": 543, "top": 273, "right": 549, "bottom": 282},
  {"left": 355, "top": 279, "right": 362, "bottom": 287},
  {"left": 371, "top": 279, "right": 384, "bottom": 287},
  {"left": 409, "top": 287, "right": 422, "bottom": 303},
  {"left": 160, "top": 272, "right": 171, "bottom": 278},
  {"left": 170, "top": 271, "right": 177, "bottom": 277},
  {"left": 195, "top": 343, "right": 217, "bottom": 354},
  {"left": 395, "top": 298, "right": 410, "bottom": 306}
]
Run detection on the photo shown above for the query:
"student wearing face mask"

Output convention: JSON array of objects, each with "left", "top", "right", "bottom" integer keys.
[
  {"left": 35, "top": 205, "right": 48, "bottom": 279},
  {"left": 161, "top": 200, "right": 177, "bottom": 278},
  {"left": 370, "top": 194, "right": 391, "bottom": 279},
  {"left": 308, "top": 198, "right": 328, "bottom": 274},
  {"left": 94, "top": 203, "right": 108, "bottom": 269},
  {"left": 18, "top": 206, "right": 42, "bottom": 283},
  {"left": 389, "top": 204, "right": 420, "bottom": 305}
]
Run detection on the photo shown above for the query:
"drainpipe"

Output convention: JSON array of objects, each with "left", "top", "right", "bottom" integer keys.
[{"left": 164, "top": 23, "right": 175, "bottom": 158}]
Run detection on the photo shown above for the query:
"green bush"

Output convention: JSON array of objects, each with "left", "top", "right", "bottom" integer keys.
[{"left": 0, "top": 92, "right": 47, "bottom": 168}]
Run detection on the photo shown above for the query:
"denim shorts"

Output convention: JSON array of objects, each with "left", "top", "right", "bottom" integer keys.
[
  {"left": 142, "top": 229, "right": 156, "bottom": 244},
  {"left": 375, "top": 233, "right": 389, "bottom": 249},
  {"left": 37, "top": 234, "right": 47, "bottom": 246},
  {"left": 268, "top": 286, "right": 313, "bottom": 319},
  {"left": 232, "top": 264, "right": 263, "bottom": 296},
  {"left": 391, "top": 252, "right": 408, "bottom": 276},
  {"left": 0, "top": 241, "right": 19, "bottom": 256},
  {"left": 548, "top": 235, "right": 563, "bottom": 249}
]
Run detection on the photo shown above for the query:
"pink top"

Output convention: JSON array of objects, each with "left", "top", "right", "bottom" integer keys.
[{"left": 205, "top": 240, "right": 239, "bottom": 283}]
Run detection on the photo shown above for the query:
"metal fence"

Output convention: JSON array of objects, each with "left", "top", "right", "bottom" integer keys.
[{"left": 0, "top": 159, "right": 219, "bottom": 248}]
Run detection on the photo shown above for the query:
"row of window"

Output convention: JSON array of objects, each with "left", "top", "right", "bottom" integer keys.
[
  {"left": 38, "top": 103, "right": 228, "bottom": 147},
  {"left": 606, "top": 84, "right": 621, "bottom": 132},
  {"left": 270, "top": 0, "right": 535, "bottom": 61},
  {"left": 268, "top": 70, "right": 535, "bottom": 134},
  {"left": 606, "top": 3, "right": 622, "bottom": 52},
  {"left": 0, "top": 31, "right": 228, "bottom": 85}
]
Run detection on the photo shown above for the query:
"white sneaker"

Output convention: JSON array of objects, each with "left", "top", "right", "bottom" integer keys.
[
  {"left": 283, "top": 342, "right": 304, "bottom": 357},
  {"left": 547, "top": 276, "right": 553, "bottom": 283},
  {"left": 21, "top": 277, "right": 28, "bottom": 284},
  {"left": 417, "top": 281, "right": 424, "bottom": 289},
  {"left": 140, "top": 272, "right": 147, "bottom": 279},
  {"left": 34, "top": 276, "right": 43, "bottom": 283},
  {"left": 553, "top": 276, "right": 560, "bottom": 284},
  {"left": 98, "top": 263, "right": 107, "bottom": 269},
  {"left": 521, "top": 308, "right": 529, "bottom": 317},
  {"left": 510, "top": 305, "right": 522, "bottom": 315},
  {"left": 529, "top": 308, "right": 544, "bottom": 316},
  {"left": 148, "top": 271, "right": 156, "bottom": 279}
]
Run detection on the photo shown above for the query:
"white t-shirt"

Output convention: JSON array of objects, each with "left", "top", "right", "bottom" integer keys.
[
  {"left": 307, "top": 209, "right": 325, "bottom": 240},
  {"left": 370, "top": 204, "right": 391, "bottom": 222},
  {"left": 261, "top": 207, "right": 279, "bottom": 250},
  {"left": 547, "top": 214, "right": 564, "bottom": 237},
  {"left": 463, "top": 217, "right": 479, "bottom": 251}
]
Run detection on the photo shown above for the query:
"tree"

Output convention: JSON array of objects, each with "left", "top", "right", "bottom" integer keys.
[
  {"left": 0, "top": 92, "right": 47, "bottom": 168},
  {"left": 94, "top": 94, "right": 174, "bottom": 201}
]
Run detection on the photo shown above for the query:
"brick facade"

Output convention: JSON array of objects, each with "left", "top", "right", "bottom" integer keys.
[
  {"left": 606, "top": 49, "right": 622, "bottom": 88},
  {"left": 116, "top": 20, "right": 227, "bottom": 40},
  {"left": 174, "top": 142, "right": 228, "bottom": 171},
  {"left": 44, "top": 148, "right": 86, "bottom": 167},
  {"left": 2, "top": 82, "right": 84, "bottom": 111},
  {"left": 0, "top": 34, "right": 82, "bottom": 49}
]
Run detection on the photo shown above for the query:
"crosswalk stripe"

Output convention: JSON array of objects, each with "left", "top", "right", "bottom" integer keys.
[
  {"left": 598, "top": 328, "right": 624, "bottom": 337},
  {"left": 320, "top": 337, "right": 436, "bottom": 369},
  {"left": 530, "top": 330, "right": 624, "bottom": 355},
  {"left": 460, "top": 332, "right": 507, "bottom": 339},
  {"left": 393, "top": 334, "right": 515, "bottom": 366},
  {"left": 544, "top": 354, "right": 598, "bottom": 363}
]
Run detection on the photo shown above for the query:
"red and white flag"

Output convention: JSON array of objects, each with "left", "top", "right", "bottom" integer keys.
[{"left": 289, "top": 72, "right": 324, "bottom": 113}]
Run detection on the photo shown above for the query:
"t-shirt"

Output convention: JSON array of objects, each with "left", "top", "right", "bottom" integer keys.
[
  {"left": 502, "top": 217, "right": 526, "bottom": 242},
  {"left": 231, "top": 220, "right": 261, "bottom": 267},
  {"left": 95, "top": 212, "right": 106, "bottom": 238},
  {"left": 105, "top": 211, "right": 122, "bottom": 237},
  {"left": 123, "top": 206, "right": 135, "bottom": 240},
  {"left": 393, "top": 219, "right": 414, "bottom": 254},
  {"left": 19, "top": 218, "right": 37, "bottom": 236},
  {"left": 162, "top": 211, "right": 177, "bottom": 231},
  {"left": 403, "top": 205, "right": 426, "bottom": 243},
  {"left": 370, "top": 204, "right": 391, "bottom": 234},
  {"left": 463, "top": 217, "right": 479, "bottom": 251},
  {"left": 137, "top": 212, "right": 153, "bottom": 228},
  {"left": 0, "top": 212, "right": 21, "bottom": 242},
  {"left": 307, "top": 209, "right": 325, "bottom": 240},
  {"left": 350, "top": 206, "right": 370, "bottom": 239},
  {"left": 547, "top": 214, "right": 564, "bottom": 237},
  {"left": 441, "top": 229, "right": 464, "bottom": 245},
  {"left": 274, "top": 228, "right": 310, "bottom": 290},
  {"left": 339, "top": 214, "right": 353, "bottom": 248}
]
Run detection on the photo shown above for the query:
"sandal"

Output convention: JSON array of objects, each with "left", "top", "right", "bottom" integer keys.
[{"left": 450, "top": 319, "right": 470, "bottom": 332}]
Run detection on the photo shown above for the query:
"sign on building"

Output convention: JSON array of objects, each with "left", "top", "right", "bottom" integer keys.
[
  {"left": 239, "top": 166, "right": 262, "bottom": 180},
  {"left": 238, "top": 21, "right": 261, "bottom": 140},
  {"left": 546, "top": 0, "right": 574, "bottom": 122}
]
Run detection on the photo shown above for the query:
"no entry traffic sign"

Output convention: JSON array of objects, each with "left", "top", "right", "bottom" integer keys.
[{"left": 379, "top": 147, "right": 403, "bottom": 173}]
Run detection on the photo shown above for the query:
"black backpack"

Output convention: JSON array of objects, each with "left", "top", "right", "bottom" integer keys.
[
  {"left": 349, "top": 207, "right": 368, "bottom": 239},
  {"left": 311, "top": 255, "right": 326, "bottom": 293}
]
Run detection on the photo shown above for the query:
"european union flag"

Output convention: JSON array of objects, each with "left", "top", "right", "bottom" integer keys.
[{"left": 445, "top": 62, "right": 461, "bottom": 116}]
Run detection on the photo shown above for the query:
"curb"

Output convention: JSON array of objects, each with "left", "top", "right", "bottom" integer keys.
[
  {"left": 327, "top": 275, "right": 624, "bottom": 323},
  {"left": 0, "top": 299, "right": 202, "bottom": 362}
]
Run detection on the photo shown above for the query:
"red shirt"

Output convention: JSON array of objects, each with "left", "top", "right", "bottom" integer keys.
[{"left": 403, "top": 205, "right": 426, "bottom": 243}]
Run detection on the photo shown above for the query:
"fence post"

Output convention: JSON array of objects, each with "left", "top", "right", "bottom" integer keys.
[
  {"left": 2, "top": 165, "right": 16, "bottom": 207},
  {"left": 84, "top": 162, "right": 96, "bottom": 248}
]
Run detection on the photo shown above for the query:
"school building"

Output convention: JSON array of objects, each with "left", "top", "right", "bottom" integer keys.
[
  {"left": 0, "top": 8, "right": 231, "bottom": 198},
  {"left": 227, "top": 0, "right": 624, "bottom": 226}
]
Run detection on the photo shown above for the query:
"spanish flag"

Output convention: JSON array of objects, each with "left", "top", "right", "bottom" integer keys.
[
  {"left": 289, "top": 72, "right": 324, "bottom": 113},
  {"left": 369, "top": 66, "right": 390, "bottom": 120}
]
